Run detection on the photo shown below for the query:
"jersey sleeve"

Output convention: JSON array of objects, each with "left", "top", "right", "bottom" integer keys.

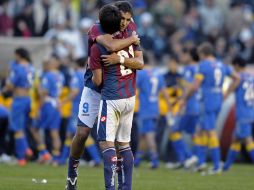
[
  {"left": 8, "top": 69, "right": 18, "bottom": 86},
  {"left": 89, "top": 44, "right": 102, "bottom": 70},
  {"left": 88, "top": 23, "right": 104, "bottom": 43},
  {"left": 224, "top": 64, "right": 233, "bottom": 76},
  {"left": 41, "top": 75, "right": 49, "bottom": 92},
  {"left": 195, "top": 62, "right": 206, "bottom": 81},
  {"left": 70, "top": 74, "right": 79, "bottom": 90}
]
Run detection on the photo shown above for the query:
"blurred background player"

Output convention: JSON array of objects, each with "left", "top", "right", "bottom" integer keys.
[
  {"left": 167, "top": 47, "right": 200, "bottom": 169},
  {"left": 223, "top": 56, "right": 254, "bottom": 171},
  {"left": 58, "top": 57, "right": 101, "bottom": 166},
  {"left": 36, "top": 55, "right": 64, "bottom": 164},
  {"left": 181, "top": 42, "right": 239, "bottom": 174},
  {"left": 2, "top": 47, "right": 34, "bottom": 166},
  {"left": 134, "top": 54, "right": 171, "bottom": 169}
]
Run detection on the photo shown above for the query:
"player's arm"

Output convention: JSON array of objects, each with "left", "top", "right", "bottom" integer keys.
[
  {"left": 96, "top": 31, "right": 140, "bottom": 52},
  {"left": 92, "top": 69, "right": 102, "bottom": 86},
  {"left": 101, "top": 50, "right": 144, "bottom": 70},
  {"left": 182, "top": 74, "right": 203, "bottom": 102},
  {"left": 161, "top": 88, "right": 172, "bottom": 109},
  {"left": 224, "top": 71, "right": 240, "bottom": 99}
]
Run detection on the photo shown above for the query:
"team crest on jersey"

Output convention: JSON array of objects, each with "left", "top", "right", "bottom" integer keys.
[
  {"left": 111, "top": 156, "right": 117, "bottom": 162},
  {"left": 101, "top": 116, "right": 106, "bottom": 122}
]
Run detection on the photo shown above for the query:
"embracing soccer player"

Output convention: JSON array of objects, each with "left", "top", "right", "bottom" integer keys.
[{"left": 90, "top": 5, "right": 144, "bottom": 190}]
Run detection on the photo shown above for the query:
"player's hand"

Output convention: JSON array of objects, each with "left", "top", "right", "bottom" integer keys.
[
  {"left": 131, "top": 31, "right": 140, "bottom": 45},
  {"left": 101, "top": 53, "right": 120, "bottom": 66}
]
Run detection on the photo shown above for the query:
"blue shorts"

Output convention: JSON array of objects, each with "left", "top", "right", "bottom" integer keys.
[
  {"left": 0, "top": 105, "right": 8, "bottom": 118},
  {"left": 67, "top": 113, "right": 78, "bottom": 134},
  {"left": 38, "top": 102, "right": 61, "bottom": 130},
  {"left": 235, "top": 122, "right": 253, "bottom": 139},
  {"left": 138, "top": 117, "right": 158, "bottom": 135},
  {"left": 178, "top": 114, "right": 199, "bottom": 135},
  {"left": 200, "top": 111, "right": 219, "bottom": 131},
  {"left": 9, "top": 97, "right": 31, "bottom": 132}
]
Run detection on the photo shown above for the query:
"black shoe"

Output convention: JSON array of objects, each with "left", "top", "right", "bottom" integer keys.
[{"left": 65, "top": 177, "right": 77, "bottom": 190}]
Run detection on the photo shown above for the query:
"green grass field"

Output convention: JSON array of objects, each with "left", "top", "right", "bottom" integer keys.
[{"left": 0, "top": 163, "right": 253, "bottom": 190}]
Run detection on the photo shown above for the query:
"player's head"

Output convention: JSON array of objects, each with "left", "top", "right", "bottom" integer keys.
[
  {"left": 75, "top": 57, "right": 87, "bottom": 68},
  {"left": 47, "top": 54, "right": 60, "bottom": 70},
  {"left": 181, "top": 47, "right": 199, "bottom": 64},
  {"left": 197, "top": 42, "right": 214, "bottom": 60},
  {"left": 232, "top": 55, "right": 246, "bottom": 71},
  {"left": 99, "top": 4, "right": 121, "bottom": 34},
  {"left": 167, "top": 54, "right": 179, "bottom": 73},
  {"left": 115, "top": 1, "right": 133, "bottom": 31},
  {"left": 15, "top": 47, "right": 31, "bottom": 63}
]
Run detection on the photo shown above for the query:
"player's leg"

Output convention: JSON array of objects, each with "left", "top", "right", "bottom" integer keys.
[
  {"left": 223, "top": 138, "right": 241, "bottom": 171},
  {"left": 116, "top": 96, "right": 135, "bottom": 190},
  {"left": 144, "top": 119, "right": 159, "bottom": 168},
  {"left": 97, "top": 99, "right": 119, "bottom": 190},
  {"left": 85, "top": 135, "right": 101, "bottom": 166},
  {"left": 244, "top": 124, "right": 254, "bottom": 162},
  {"left": 134, "top": 134, "right": 146, "bottom": 167},
  {"left": 10, "top": 98, "right": 30, "bottom": 166},
  {"left": 66, "top": 87, "right": 100, "bottom": 190}
]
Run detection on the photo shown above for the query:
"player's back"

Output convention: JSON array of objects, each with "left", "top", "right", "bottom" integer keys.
[
  {"left": 9, "top": 63, "right": 34, "bottom": 89},
  {"left": 199, "top": 60, "right": 232, "bottom": 112},
  {"left": 41, "top": 71, "right": 64, "bottom": 98},
  {"left": 235, "top": 72, "right": 254, "bottom": 123},
  {"left": 90, "top": 43, "right": 136, "bottom": 100},
  {"left": 137, "top": 68, "right": 165, "bottom": 118}
]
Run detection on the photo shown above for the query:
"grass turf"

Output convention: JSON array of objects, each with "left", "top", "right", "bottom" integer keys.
[{"left": 0, "top": 163, "right": 253, "bottom": 190}]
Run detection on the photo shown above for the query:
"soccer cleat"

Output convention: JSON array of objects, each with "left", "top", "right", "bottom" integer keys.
[
  {"left": 165, "top": 162, "right": 183, "bottom": 170},
  {"left": 18, "top": 159, "right": 27, "bottom": 166},
  {"left": 193, "top": 163, "right": 207, "bottom": 172},
  {"left": 184, "top": 156, "right": 198, "bottom": 169},
  {"left": 38, "top": 153, "right": 52, "bottom": 164},
  {"left": 25, "top": 148, "right": 34, "bottom": 159},
  {"left": 206, "top": 167, "right": 222, "bottom": 175},
  {"left": 65, "top": 177, "right": 77, "bottom": 190}
]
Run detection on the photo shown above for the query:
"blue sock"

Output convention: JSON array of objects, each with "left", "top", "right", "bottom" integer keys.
[
  {"left": 134, "top": 151, "right": 143, "bottom": 167},
  {"left": 192, "top": 145, "right": 200, "bottom": 157},
  {"left": 210, "top": 147, "right": 221, "bottom": 170},
  {"left": 179, "top": 140, "right": 192, "bottom": 159},
  {"left": 247, "top": 150, "right": 254, "bottom": 162},
  {"left": 197, "top": 146, "right": 207, "bottom": 166},
  {"left": 150, "top": 152, "right": 159, "bottom": 168},
  {"left": 59, "top": 145, "right": 70, "bottom": 164},
  {"left": 23, "top": 136, "right": 29, "bottom": 151},
  {"left": 223, "top": 149, "right": 239, "bottom": 170},
  {"left": 39, "top": 149, "right": 48, "bottom": 157},
  {"left": 15, "top": 137, "right": 26, "bottom": 160},
  {"left": 67, "top": 157, "right": 80, "bottom": 178},
  {"left": 86, "top": 144, "right": 101, "bottom": 164},
  {"left": 172, "top": 140, "right": 185, "bottom": 163},
  {"left": 118, "top": 147, "right": 133, "bottom": 190},
  {"left": 102, "top": 148, "right": 117, "bottom": 190}
]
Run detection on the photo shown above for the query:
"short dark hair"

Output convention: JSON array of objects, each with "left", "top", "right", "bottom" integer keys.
[
  {"left": 183, "top": 47, "right": 199, "bottom": 62},
  {"left": 198, "top": 42, "right": 214, "bottom": 56},
  {"left": 15, "top": 47, "right": 31, "bottom": 62},
  {"left": 75, "top": 57, "right": 87, "bottom": 67},
  {"left": 114, "top": 1, "right": 133, "bottom": 15},
  {"left": 232, "top": 55, "right": 246, "bottom": 68},
  {"left": 99, "top": 5, "right": 121, "bottom": 34}
]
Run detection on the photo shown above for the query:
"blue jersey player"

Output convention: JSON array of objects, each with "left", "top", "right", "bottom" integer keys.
[
  {"left": 2, "top": 48, "right": 34, "bottom": 166},
  {"left": 181, "top": 42, "right": 239, "bottom": 174},
  {"left": 223, "top": 56, "right": 254, "bottom": 171},
  {"left": 91, "top": 5, "right": 144, "bottom": 190},
  {"left": 37, "top": 55, "right": 64, "bottom": 163},
  {"left": 169, "top": 48, "right": 200, "bottom": 169},
  {"left": 134, "top": 62, "right": 170, "bottom": 169},
  {"left": 65, "top": 2, "right": 141, "bottom": 190}
]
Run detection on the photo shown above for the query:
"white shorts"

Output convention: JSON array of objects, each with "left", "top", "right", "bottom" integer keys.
[
  {"left": 97, "top": 96, "right": 135, "bottom": 142},
  {"left": 77, "top": 87, "right": 101, "bottom": 128}
]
